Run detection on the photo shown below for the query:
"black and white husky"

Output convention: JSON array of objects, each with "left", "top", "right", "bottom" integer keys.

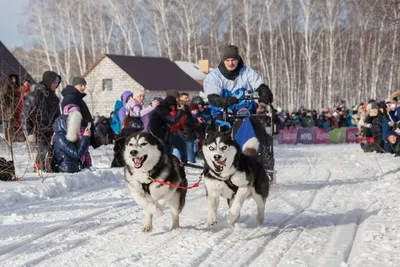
[
  {"left": 123, "top": 132, "right": 187, "bottom": 232},
  {"left": 202, "top": 129, "right": 269, "bottom": 226}
]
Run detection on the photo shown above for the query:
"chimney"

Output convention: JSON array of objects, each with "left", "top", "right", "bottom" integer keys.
[{"left": 198, "top": 60, "right": 210, "bottom": 74}]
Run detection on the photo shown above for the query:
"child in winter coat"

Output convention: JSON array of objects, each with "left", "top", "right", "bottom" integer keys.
[
  {"left": 63, "top": 104, "right": 92, "bottom": 168},
  {"left": 125, "top": 90, "right": 159, "bottom": 132},
  {"left": 52, "top": 105, "right": 91, "bottom": 173},
  {"left": 182, "top": 103, "right": 203, "bottom": 163},
  {"left": 111, "top": 100, "right": 123, "bottom": 135}
]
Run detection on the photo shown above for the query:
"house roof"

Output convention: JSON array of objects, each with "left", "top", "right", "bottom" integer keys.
[
  {"left": 0, "top": 41, "right": 35, "bottom": 85},
  {"left": 85, "top": 54, "right": 203, "bottom": 92},
  {"left": 174, "top": 61, "right": 207, "bottom": 80}
]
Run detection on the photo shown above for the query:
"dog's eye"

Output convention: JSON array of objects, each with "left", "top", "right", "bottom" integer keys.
[
  {"left": 209, "top": 146, "right": 215, "bottom": 151},
  {"left": 129, "top": 143, "right": 133, "bottom": 147},
  {"left": 140, "top": 143, "right": 147, "bottom": 146},
  {"left": 221, "top": 146, "right": 227, "bottom": 151}
]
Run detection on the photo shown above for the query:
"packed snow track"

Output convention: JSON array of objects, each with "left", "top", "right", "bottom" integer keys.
[{"left": 0, "top": 144, "right": 399, "bottom": 267}]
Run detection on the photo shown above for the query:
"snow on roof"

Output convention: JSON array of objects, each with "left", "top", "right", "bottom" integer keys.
[{"left": 174, "top": 61, "right": 207, "bottom": 80}]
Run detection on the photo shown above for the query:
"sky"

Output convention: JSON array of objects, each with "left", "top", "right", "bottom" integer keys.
[{"left": 0, "top": 0, "right": 29, "bottom": 49}]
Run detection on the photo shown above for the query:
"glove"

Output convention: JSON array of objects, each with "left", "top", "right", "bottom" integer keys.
[
  {"left": 28, "top": 134, "right": 35, "bottom": 143},
  {"left": 225, "top": 96, "right": 238, "bottom": 107},
  {"left": 207, "top": 94, "right": 237, "bottom": 108},
  {"left": 256, "top": 84, "right": 273, "bottom": 104}
]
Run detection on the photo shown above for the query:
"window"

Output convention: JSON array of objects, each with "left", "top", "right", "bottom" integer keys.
[{"left": 102, "top": 79, "right": 112, "bottom": 91}]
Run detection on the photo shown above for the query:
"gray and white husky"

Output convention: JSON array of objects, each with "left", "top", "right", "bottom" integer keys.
[
  {"left": 123, "top": 132, "right": 187, "bottom": 232},
  {"left": 202, "top": 129, "right": 269, "bottom": 226}
]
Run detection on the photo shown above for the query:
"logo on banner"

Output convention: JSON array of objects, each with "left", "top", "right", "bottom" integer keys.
[
  {"left": 316, "top": 131, "right": 330, "bottom": 139},
  {"left": 300, "top": 132, "right": 313, "bottom": 140}
]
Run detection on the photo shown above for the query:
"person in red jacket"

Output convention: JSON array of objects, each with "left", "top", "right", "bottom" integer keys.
[{"left": 167, "top": 100, "right": 188, "bottom": 164}]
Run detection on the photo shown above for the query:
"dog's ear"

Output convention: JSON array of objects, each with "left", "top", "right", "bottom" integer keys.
[
  {"left": 205, "top": 126, "right": 215, "bottom": 137},
  {"left": 223, "top": 127, "right": 233, "bottom": 139}
]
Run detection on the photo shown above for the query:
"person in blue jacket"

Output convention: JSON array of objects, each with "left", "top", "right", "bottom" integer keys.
[
  {"left": 52, "top": 105, "right": 91, "bottom": 173},
  {"left": 203, "top": 45, "right": 273, "bottom": 117},
  {"left": 203, "top": 45, "right": 275, "bottom": 179}
]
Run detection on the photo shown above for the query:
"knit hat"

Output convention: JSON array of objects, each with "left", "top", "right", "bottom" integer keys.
[
  {"left": 378, "top": 101, "right": 386, "bottom": 109},
  {"left": 221, "top": 45, "right": 240, "bottom": 61},
  {"left": 164, "top": 96, "right": 177, "bottom": 106},
  {"left": 385, "top": 98, "right": 393, "bottom": 103},
  {"left": 370, "top": 102, "right": 379, "bottom": 110},
  {"left": 133, "top": 88, "right": 144, "bottom": 97},
  {"left": 388, "top": 131, "right": 397, "bottom": 138},
  {"left": 72, "top": 77, "right": 87, "bottom": 87},
  {"left": 63, "top": 104, "right": 81, "bottom": 115},
  {"left": 189, "top": 103, "right": 198, "bottom": 111}
]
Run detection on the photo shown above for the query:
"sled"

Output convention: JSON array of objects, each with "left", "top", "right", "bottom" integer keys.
[{"left": 213, "top": 95, "right": 277, "bottom": 184}]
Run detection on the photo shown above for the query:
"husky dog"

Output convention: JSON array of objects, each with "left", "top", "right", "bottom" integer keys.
[
  {"left": 202, "top": 129, "right": 269, "bottom": 226},
  {"left": 123, "top": 132, "right": 187, "bottom": 232}
]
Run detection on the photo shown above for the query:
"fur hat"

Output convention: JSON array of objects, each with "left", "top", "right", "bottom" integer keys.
[
  {"left": 221, "top": 45, "right": 240, "bottom": 61},
  {"left": 63, "top": 104, "right": 83, "bottom": 143},
  {"left": 66, "top": 109, "right": 82, "bottom": 143}
]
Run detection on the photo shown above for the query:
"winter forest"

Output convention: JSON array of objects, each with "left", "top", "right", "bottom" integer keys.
[{"left": 12, "top": 0, "right": 400, "bottom": 110}]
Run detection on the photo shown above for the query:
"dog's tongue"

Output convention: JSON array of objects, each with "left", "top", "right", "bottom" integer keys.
[
  {"left": 134, "top": 157, "right": 143, "bottom": 165},
  {"left": 215, "top": 160, "right": 226, "bottom": 167}
]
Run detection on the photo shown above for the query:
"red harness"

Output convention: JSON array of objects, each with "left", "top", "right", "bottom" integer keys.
[{"left": 150, "top": 172, "right": 204, "bottom": 190}]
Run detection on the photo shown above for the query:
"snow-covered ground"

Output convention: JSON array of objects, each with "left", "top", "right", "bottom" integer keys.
[{"left": 1, "top": 142, "right": 399, "bottom": 267}]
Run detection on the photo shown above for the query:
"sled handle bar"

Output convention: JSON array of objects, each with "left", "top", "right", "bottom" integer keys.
[{"left": 218, "top": 102, "right": 276, "bottom": 136}]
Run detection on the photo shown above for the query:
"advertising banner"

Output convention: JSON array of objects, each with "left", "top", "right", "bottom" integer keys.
[
  {"left": 345, "top": 128, "right": 359, "bottom": 143},
  {"left": 297, "top": 128, "right": 314, "bottom": 144},
  {"left": 313, "top": 128, "right": 330, "bottom": 144},
  {"left": 280, "top": 128, "right": 298, "bottom": 144},
  {"left": 329, "top": 128, "right": 346, "bottom": 144}
]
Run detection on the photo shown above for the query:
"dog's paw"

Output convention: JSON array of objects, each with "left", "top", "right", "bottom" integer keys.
[
  {"left": 207, "top": 220, "right": 217, "bottom": 227},
  {"left": 227, "top": 212, "right": 239, "bottom": 225},
  {"left": 257, "top": 215, "right": 264, "bottom": 225},
  {"left": 142, "top": 224, "right": 153, "bottom": 232},
  {"left": 171, "top": 222, "right": 180, "bottom": 230}
]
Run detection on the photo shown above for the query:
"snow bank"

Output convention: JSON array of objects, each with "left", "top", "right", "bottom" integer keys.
[{"left": 0, "top": 169, "right": 123, "bottom": 210}]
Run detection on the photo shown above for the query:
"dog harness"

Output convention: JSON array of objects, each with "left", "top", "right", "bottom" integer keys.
[
  {"left": 141, "top": 182, "right": 151, "bottom": 194},
  {"left": 224, "top": 179, "right": 239, "bottom": 194}
]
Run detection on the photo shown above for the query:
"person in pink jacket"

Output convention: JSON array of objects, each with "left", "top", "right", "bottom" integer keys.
[{"left": 125, "top": 89, "right": 160, "bottom": 132}]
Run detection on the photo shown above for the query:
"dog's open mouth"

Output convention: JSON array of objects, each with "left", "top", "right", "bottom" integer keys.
[
  {"left": 212, "top": 159, "right": 226, "bottom": 173},
  {"left": 132, "top": 155, "right": 148, "bottom": 168}
]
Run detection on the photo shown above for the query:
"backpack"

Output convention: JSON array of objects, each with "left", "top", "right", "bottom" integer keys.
[
  {"left": 44, "top": 145, "right": 59, "bottom": 173},
  {"left": 111, "top": 112, "right": 122, "bottom": 135},
  {"left": 122, "top": 115, "right": 144, "bottom": 132}
]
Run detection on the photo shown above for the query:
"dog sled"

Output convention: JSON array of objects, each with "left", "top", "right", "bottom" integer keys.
[{"left": 212, "top": 94, "right": 277, "bottom": 184}]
